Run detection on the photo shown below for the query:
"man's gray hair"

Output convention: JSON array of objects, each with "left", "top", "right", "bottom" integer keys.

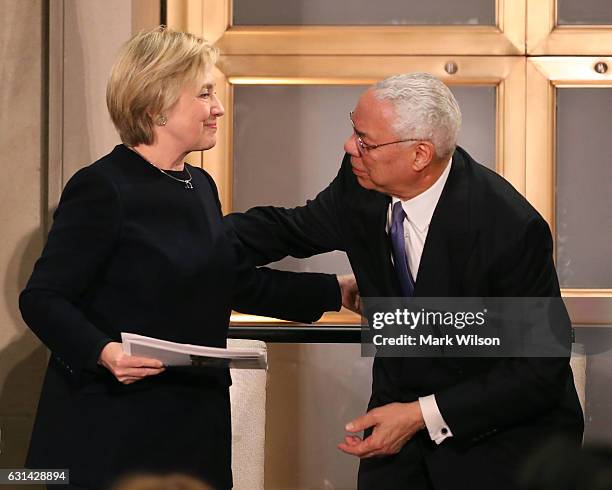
[{"left": 372, "top": 72, "right": 462, "bottom": 158}]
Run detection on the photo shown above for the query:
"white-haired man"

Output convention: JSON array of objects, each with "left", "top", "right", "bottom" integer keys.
[{"left": 227, "top": 73, "right": 583, "bottom": 489}]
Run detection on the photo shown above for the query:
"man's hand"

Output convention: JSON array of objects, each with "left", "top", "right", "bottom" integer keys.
[
  {"left": 337, "top": 274, "right": 362, "bottom": 314},
  {"left": 338, "top": 401, "right": 426, "bottom": 458},
  {"left": 98, "top": 342, "right": 165, "bottom": 384}
]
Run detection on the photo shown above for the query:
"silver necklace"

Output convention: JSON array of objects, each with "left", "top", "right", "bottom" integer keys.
[{"left": 129, "top": 147, "right": 194, "bottom": 190}]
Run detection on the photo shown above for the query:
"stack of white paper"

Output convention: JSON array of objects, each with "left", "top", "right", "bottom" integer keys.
[{"left": 121, "top": 332, "right": 267, "bottom": 370}]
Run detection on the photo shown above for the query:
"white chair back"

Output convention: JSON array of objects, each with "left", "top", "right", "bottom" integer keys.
[
  {"left": 228, "top": 339, "right": 268, "bottom": 490},
  {"left": 570, "top": 343, "right": 586, "bottom": 419}
]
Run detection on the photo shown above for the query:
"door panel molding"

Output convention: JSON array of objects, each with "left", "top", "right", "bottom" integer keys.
[
  {"left": 200, "top": 0, "right": 525, "bottom": 55},
  {"left": 527, "top": 57, "right": 612, "bottom": 302},
  {"left": 528, "top": 0, "right": 612, "bottom": 55}
]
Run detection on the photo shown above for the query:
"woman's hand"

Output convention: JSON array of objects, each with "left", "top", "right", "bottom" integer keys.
[
  {"left": 337, "top": 274, "right": 362, "bottom": 315},
  {"left": 98, "top": 342, "right": 165, "bottom": 384}
]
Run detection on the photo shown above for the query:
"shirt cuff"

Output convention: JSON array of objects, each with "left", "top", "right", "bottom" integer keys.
[{"left": 418, "top": 394, "right": 453, "bottom": 445}]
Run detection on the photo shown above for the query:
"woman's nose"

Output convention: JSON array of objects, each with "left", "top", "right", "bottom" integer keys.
[{"left": 212, "top": 95, "right": 225, "bottom": 117}]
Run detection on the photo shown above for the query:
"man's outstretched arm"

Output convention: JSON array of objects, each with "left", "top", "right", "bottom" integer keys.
[{"left": 225, "top": 161, "right": 347, "bottom": 266}]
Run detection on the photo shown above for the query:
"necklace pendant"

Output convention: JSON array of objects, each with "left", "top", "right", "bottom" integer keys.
[{"left": 185, "top": 181, "right": 194, "bottom": 190}]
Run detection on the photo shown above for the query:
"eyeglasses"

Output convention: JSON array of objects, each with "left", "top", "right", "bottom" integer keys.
[{"left": 349, "top": 111, "right": 423, "bottom": 155}]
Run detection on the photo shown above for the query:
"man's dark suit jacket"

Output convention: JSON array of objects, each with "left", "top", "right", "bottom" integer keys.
[{"left": 226, "top": 147, "right": 584, "bottom": 490}]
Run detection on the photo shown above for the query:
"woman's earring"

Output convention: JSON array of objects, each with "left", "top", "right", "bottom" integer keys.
[{"left": 156, "top": 115, "right": 167, "bottom": 126}]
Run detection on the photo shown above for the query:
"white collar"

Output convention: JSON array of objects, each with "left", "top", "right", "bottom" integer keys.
[{"left": 392, "top": 157, "right": 452, "bottom": 233}]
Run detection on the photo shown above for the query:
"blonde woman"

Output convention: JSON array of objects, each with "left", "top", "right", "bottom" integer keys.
[{"left": 20, "top": 27, "right": 343, "bottom": 490}]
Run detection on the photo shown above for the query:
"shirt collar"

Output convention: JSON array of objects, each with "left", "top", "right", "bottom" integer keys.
[{"left": 392, "top": 157, "right": 452, "bottom": 233}]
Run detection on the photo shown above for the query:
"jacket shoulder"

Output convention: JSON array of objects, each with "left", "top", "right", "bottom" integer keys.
[
  {"left": 459, "top": 148, "right": 546, "bottom": 231},
  {"left": 66, "top": 145, "right": 130, "bottom": 184}
]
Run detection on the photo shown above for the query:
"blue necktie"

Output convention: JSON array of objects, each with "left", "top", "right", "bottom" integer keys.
[{"left": 390, "top": 201, "right": 415, "bottom": 297}]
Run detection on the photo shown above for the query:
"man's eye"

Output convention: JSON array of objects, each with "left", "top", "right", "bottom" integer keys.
[{"left": 199, "top": 92, "right": 210, "bottom": 98}]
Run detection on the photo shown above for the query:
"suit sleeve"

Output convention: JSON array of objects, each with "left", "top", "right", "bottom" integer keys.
[
  {"left": 19, "top": 167, "right": 118, "bottom": 382},
  {"left": 224, "top": 160, "right": 347, "bottom": 266},
  {"left": 229, "top": 228, "right": 342, "bottom": 322},
  {"left": 435, "top": 217, "right": 573, "bottom": 442},
  {"left": 199, "top": 169, "right": 342, "bottom": 323}
]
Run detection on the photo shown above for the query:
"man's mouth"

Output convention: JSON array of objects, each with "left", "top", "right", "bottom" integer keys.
[{"left": 351, "top": 165, "right": 368, "bottom": 177}]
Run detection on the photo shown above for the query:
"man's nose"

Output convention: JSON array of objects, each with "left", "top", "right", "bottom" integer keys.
[{"left": 344, "top": 133, "right": 359, "bottom": 156}]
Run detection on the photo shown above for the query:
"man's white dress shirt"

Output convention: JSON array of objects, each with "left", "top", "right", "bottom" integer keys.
[{"left": 386, "top": 158, "right": 453, "bottom": 445}]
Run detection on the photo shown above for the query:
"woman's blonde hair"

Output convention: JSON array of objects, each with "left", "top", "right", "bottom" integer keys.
[{"left": 106, "top": 26, "right": 217, "bottom": 146}]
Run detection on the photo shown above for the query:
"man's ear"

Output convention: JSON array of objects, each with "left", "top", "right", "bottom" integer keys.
[{"left": 412, "top": 141, "right": 435, "bottom": 172}]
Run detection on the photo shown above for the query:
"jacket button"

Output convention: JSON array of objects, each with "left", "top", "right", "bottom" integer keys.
[{"left": 441, "top": 427, "right": 448, "bottom": 435}]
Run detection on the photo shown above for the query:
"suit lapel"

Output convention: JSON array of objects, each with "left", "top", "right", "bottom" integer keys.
[
  {"left": 370, "top": 193, "right": 399, "bottom": 296},
  {"left": 351, "top": 184, "right": 398, "bottom": 296},
  {"left": 414, "top": 149, "right": 479, "bottom": 297}
]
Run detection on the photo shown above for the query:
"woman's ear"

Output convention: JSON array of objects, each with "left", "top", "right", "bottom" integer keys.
[
  {"left": 154, "top": 114, "right": 167, "bottom": 126},
  {"left": 146, "top": 109, "right": 167, "bottom": 127}
]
